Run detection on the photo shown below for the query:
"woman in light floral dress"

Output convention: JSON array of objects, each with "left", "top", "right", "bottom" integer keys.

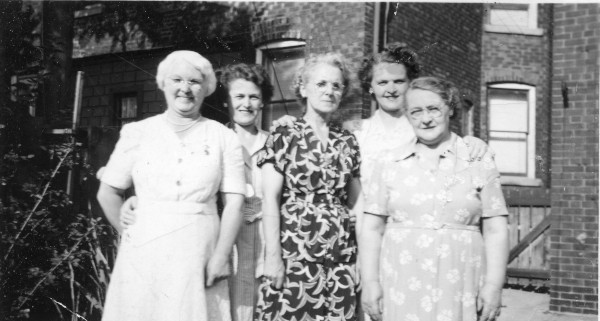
[
  {"left": 360, "top": 77, "right": 509, "bottom": 321},
  {"left": 218, "top": 63, "right": 272, "bottom": 321}
]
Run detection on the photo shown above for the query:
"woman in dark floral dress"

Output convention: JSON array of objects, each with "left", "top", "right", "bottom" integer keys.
[{"left": 255, "top": 52, "right": 362, "bottom": 321}]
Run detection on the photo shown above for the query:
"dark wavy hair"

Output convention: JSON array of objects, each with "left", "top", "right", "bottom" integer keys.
[
  {"left": 358, "top": 42, "right": 421, "bottom": 92},
  {"left": 406, "top": 76, "right": 461, "bottom": 119},
  {"left": 217, "top": 63, "right": 274, "bottom": 104}
]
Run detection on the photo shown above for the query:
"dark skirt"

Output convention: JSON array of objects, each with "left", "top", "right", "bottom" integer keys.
[{"left": 255, "top": 259, "right": 358, "bottom": 321}]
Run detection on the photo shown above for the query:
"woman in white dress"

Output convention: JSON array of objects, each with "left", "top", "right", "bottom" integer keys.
[{"left": 96, "top": 50, "right": 245, "bottom": 321}]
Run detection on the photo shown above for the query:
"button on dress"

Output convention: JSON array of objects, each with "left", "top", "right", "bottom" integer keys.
[
  {"left": 100, "top": 114, "right": 245, "bottom": 321},
  {"left": 364, "top": 134, "right": 509, "bottom": 321},
  {"left": 255, "top": 119, "right": 361, "bottom": 321}
]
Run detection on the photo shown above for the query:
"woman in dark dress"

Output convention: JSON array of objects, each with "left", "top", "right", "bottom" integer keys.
[{"left": 256, "top": 52, "right": 362, "bottom": 321}]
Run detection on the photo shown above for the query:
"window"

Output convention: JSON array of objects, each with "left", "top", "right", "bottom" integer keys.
[
  {"left": 115, "top": 93, "right": 138, "bottom": 126},
  {"left": 484, "top": 3, "right": 543, "bottom": 36},
  {"left": 256, "top": 41, "right": 306, "bottom": 130},
  {"left": 487, "top": 84, "right": 540, "bottom": 186}
]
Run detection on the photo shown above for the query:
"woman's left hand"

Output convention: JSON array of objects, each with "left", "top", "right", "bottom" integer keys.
[
  {"left": 463, "top": 136, "right": 493, "bottom": 161},
  {"left": 477, "top": 283, "right": 503, "bottom": 321},
  {"left": 205, "top": 253, "right": 230, "bottom": 288}
]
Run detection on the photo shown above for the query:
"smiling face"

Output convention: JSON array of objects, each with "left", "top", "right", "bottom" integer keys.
[
  {"left": 300, "top": 63, "right": 344, "bottom": 116},
  {"left": 228, "top": 78, "right": 263, "bottom": 128},
  {"left": 163, "top": 60, "right": 208, "bottom": 117},
  {"left": 405, "top": 88, "right": 453, "bottom": 147},
  {"left": 370, "top": 62, "right": 409, "bottom": 115}
]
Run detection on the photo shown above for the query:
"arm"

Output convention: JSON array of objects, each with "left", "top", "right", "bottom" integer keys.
[
  {"left": 96, "top": 183, "right": 127, "bottom": 234},
  {"left": 477, "top": 215, "right": 509, "bottom": 321},
  {"left": 261, "top": 162, "right": 286, "bottom": 289},
  {"left": 463, "top": 136, "right": 493, "bottom": 161},
  {"left": 206, "top": 192, "right": 244, "bottom": 287},
  {"left": 359, "top": 213, "right": 386, "bottom": 321},
  {"left": 346, "top": 176, "right": 364, "bottom": 238}
]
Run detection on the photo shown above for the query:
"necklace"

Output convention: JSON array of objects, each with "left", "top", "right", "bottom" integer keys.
[{"left": 164, "top": 114, "right": 201, "bottom": 133}]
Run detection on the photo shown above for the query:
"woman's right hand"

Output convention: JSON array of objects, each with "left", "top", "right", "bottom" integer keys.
[
  {"left": 263, "top": 255, "right": 285, "bottom": 289},
  {"left": 271, "top": 115, "right": 297, "bottom": 130},
  {"left": 362, "top": 280, "right": 383, "bottom": 321},
  {"left": 120, "top": 196, "right": 138, "bottom": 228}
]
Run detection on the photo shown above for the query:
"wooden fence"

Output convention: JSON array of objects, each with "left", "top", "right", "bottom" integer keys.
[{"left": 505, "top": 196, "right": 552, "bottom": 287}]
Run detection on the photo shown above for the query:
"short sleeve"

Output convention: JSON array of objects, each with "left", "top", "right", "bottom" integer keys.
[
  {"left": 256, "top": 126, "right": 290, "bottom": 174},
  {"left": 480, "top": 156, "right": 509, "bottom": 218},
  {"left": 363, "top": 161, "right": 390, "bottom": 217},
  {"left": 219, "top": 128, "right": 246, "bottom": 195},
  {"left": 100, "top": 123, "right": 141, "bottom": 190}
]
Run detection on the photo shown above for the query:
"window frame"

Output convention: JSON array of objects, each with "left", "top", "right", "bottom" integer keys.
[
  {"left": 109, "top": 85, "right": 143, "bottom": 127},
  {"left": 115, "top": 93, "right": 139, "bottom": 126},
  {"left": 256, "top": 40, "right": 306, "bottom": 131},
  {"left": 484, "top": 3, "right": 543, "bottom": 36},
  {"left": 487, "top": 83, "right": 542, "bottom": 187}
]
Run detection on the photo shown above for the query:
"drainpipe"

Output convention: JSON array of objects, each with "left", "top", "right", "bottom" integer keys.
[{"left": 370, "top": 2, "right": 383, "bottom": 116}]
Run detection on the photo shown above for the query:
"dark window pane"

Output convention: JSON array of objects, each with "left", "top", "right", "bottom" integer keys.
[
  {"left": 264, "top": 46, "right": 304, "bottom": 102},
  {"left": 115, "top": 93, "right": 138, "bottom": 126}
]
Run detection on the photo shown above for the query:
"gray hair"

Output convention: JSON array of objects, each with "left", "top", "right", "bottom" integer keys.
[
  {"left": 292, "top": 52, "right": 353, "bottom": 104},
  {"left": 156, "top": 50, "right": 217, "bottom": 95},
  {"left": 406, "top": 77, "right": 461, "bottom": 119}
]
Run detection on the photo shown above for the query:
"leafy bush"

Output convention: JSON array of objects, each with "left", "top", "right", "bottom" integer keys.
[{"left": 1, "top": 101, "right": 118, "bottom": 321}]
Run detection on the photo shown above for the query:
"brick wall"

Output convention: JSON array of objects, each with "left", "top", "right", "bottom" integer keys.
[
  {"left": 481, "top": 4, "right": 553, "bottom": 190},
  {"left": 549, "top": 3, "right": 599, "bottom": 315},
  {"left": 250, "top": 2, "right": 376, "bottom": 121},
  {"left": 74, "top": 50, "right": 244, "bottom": 127},
  {"left": 387, "top": 3, "right": 483, "bottom": 136}
]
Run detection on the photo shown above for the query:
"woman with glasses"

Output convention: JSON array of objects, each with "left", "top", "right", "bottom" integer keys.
[
  {"left": 274, "top": 43, "right": 490, "bottom": 189},
  {"left": 360, "top": 77, "right": 509, "bottom": 321},
  {"left": 255, "top": 52, "right": 362, "bottom": 321},
  {"left": 355, "top": 43, "right": 491, "bottom": 190},
  {"left": 97, "top": 50, "right": 245, "bottom": 321}
]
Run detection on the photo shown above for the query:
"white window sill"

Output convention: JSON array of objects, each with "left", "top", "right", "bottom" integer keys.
[
  {"left": 484, "top": 24, "right": 544, "bottom": 36},
  {"left": 500, "top": 176, "right": 543, "bottom": 187}
]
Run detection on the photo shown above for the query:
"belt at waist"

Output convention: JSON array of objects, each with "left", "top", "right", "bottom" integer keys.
[
  {"left": 126, "top": 199, "right": 217, "bottom": 247},
  {"left": 386, "top": 221, "right": 480, "bottom": 232},
  {"left": 285, "top": 191, "right": 342, "bottom": 205},
  {"left": 137, "top": 200, "right": 216, "bottom": 216}
]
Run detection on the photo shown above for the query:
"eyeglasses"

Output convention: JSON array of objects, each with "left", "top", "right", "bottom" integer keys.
[
  {"left": 408, "top": 106, "right": 445, "bottom": 120},
  {"left": 166, "top": 77, "right": 203, "bottom": 90},
  {"left": 313, "top": 81, "right": 345, "bottom": 94}
]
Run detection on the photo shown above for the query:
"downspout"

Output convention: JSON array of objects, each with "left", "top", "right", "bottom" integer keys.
[{"left": 370, "top": 2, "right": 383, "bottom": 116}]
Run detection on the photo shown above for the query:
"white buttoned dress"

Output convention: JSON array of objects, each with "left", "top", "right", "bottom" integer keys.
[{"left": 100, "top": 113, "right": 246, "bottom": 321}]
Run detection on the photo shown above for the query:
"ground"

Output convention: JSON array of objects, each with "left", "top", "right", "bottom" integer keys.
[{"left": 499, "top": 289, "right": 597, "bottom": 321}]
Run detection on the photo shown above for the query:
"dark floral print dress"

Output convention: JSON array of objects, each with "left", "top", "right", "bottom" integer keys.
[{"left": 255, "top": 119, "right": 361, "bottom": 321}]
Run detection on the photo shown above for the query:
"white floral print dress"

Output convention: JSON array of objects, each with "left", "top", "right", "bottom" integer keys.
[{"left": 364, "top": 134, "right": 508, "bottom": 321}]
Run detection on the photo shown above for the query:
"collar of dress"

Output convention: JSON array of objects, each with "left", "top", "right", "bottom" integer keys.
[
  {"left": 367, "top": 108, "right": 411, "bottom": 134},
  {"left": 392, "top": 132, "right": 471, "bottom": 162}
]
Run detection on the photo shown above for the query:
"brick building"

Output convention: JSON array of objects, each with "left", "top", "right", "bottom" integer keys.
[
  {"left": 549, "top": 3, "right": 599, "bottom": 314},
  {"left": 64, "top": 1, "right": 598, "bottom": 317},
  {"left": 480, "top": 1, "right": 554, "bottom": 289}
]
